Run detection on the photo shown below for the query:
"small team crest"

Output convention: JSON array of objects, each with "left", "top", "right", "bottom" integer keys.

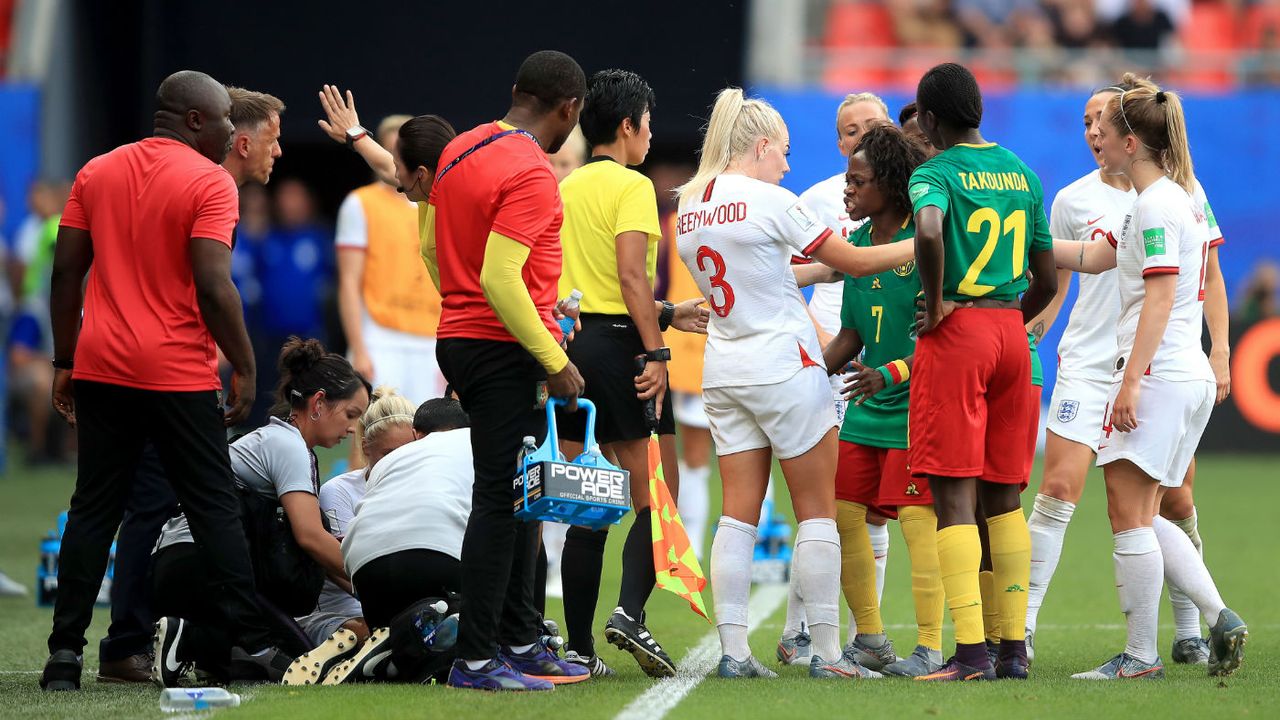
[
  {"left": 1056, "top": 399, "right": 1080, "bottom": 423},
  {"left": 893, "top": 260, "right": 916, "bottom": 277},
  {"left": 905, "top": 481, "right": 920, "bottom": 496},
  {"left": 871, "top": 278, "right": 882, "bottom": 289}
]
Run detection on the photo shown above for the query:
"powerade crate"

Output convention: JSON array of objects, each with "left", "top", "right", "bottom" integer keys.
[{"left": 514, "top": 398, "right": 630, "bottom": 530}]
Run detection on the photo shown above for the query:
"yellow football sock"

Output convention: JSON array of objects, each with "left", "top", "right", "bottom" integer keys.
[
  {"left": 937, "top": 523, "right": 984, "bottom": 645},
  {"left": 898, "top": 505, "right": 944, "bottom": 651},
  {"left": 836, "top": 500, "right": 883, "bottom": 635},
  {"left": 987, "top": 509, "right": 1032, "bottom": 645},
  {"left": 979, "top": 570, "right": 1000, "bottom": 643}
]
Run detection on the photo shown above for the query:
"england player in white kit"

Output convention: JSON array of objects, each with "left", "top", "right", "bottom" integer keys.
[
  {"left": 1025, "top": 82, "right": 1232, "bottom": 666},
  {"left": 675, "top": 88, "right": 913, "bottom": 681},
  {"left": 1053, "top": 83, "right": 1247, "bottom": 681}
]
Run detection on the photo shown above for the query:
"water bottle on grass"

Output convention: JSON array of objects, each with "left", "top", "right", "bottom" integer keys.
[{"left": 160, "top": 687, "right": 240, "bottom": 712}]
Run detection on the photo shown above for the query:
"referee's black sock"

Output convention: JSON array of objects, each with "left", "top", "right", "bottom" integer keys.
[
  {"left": 617, "top": 508, "right": 657, "bottom": 620},
  {"left": 562, "top": 526, "right": 609, "bottom": 656}
]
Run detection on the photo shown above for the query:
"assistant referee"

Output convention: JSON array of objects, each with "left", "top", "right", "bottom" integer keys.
[{"left": 421, "top": 50, "right": 588, "bottom": 692}]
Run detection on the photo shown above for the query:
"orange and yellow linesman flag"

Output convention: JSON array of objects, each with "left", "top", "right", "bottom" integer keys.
[{"left": 647, "top": 435, "right": 710, "bottom": 622}]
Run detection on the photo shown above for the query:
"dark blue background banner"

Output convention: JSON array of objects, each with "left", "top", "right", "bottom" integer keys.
[
  {"left": 0, "top": 85, "right": 39, "bottom": 243},
  {"left": 756, "top": 86, "right": 1280, "bottom": 407}
]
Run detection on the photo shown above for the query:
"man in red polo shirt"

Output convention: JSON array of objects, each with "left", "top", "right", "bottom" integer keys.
[
  {"left": 41, "top": 71, "right": 288, "bottom": 691},
  {"left": 421, "top": 50, "right": 588, "bottom": 691}
]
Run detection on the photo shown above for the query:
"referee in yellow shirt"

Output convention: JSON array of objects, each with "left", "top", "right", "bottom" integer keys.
[{"left": 555, "top": 70, "right": 706, "bottom": 679}]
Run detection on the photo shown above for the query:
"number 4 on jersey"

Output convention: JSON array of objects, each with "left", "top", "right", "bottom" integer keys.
[{"left": 696, "top": 245, "right": 735, "bottom": 317}]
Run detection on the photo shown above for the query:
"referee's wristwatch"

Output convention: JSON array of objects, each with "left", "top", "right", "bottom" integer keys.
[
  {"left": 345, "top": 125, "right": 369, "bottom": 149},
  {"left": 643, "top": 347, "right": 671, "bottom": 363}
]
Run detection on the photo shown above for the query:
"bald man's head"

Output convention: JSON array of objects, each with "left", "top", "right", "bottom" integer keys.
[{"left": 153, "top": 70, "right": 235, "bottom": 164}]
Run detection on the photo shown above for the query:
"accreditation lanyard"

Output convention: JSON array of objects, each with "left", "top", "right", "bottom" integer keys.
[{"left": 435, "top": 128, "right": 539, "bottom": 183}]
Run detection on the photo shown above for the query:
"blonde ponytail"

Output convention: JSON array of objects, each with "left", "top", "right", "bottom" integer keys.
[
  {"left": 1159, "top": 91, "right": 1195, "bottom": 193},
  {"left": 677, "top": 87, "right": 787, "bottom": 207}
]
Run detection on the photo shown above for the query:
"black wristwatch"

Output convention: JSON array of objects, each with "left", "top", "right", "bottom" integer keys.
[
  {"left": 657, "top": 300, "right": 676, "bottom": 331},
  {"left": 643, "top": 347, "right": 671, "bottom": 363},
  {"left": 52, "top": 358, "right": 74, "bottom": 370}
]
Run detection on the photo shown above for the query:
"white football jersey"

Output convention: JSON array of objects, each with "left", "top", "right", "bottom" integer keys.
[
  {"left": 1113, "top": 176, "right": 1214, "bottom": 383},
  {"left": 677, "top": 174, "right": 833, "bottom": 389},
  {"left": 1054, "top": 172, "right": 1223, "bottom": 382},
  {"left": 1051, "top": 170, "right": 1135, "bottom": 381},
  {"left": 798, "top": 173, "right": 867, "bottom": 337}
]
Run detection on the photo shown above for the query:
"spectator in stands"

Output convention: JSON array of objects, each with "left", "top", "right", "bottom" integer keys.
[
  {"left": 1236, "top": 261, "right": 1279, "bottom": 327},
  {"left": 1046, "top": 0, "right": 1101, "bottom": 48},
  {"left": 232, "top": 184, "right": 271, "bottom": 352},
  {"left": 954, "top": 0, "right": 1050, "bottom": 47},
  {"left": 888, "top": 0, "right": 963, "bottom": 48},
  {"left": 1109, "top": 0, "right": 1175, "bottom": 50},
  {"left": 1094, "top": 0, "right": 1188, "bottom": 28},
  {"left": 151, "top": 337, "right": 370, "bottom": 686}
]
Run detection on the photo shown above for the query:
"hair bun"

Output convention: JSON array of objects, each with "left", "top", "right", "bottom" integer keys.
[{"left": 278, "top": 336, "right": 326, "bottom": 376}]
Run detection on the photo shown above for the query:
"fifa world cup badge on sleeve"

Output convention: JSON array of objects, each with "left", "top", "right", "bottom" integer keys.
[
  {"left": 786, "top": 201, "right": 819, "bottom": 232},
  {"left": 1143, "top": 227, "right": 1166, "bottom": 257}
]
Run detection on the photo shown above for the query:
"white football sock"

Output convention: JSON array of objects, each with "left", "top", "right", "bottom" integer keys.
[
  {"left": 1167, "top": 510, "right": 1204, "bottom": 640},
  {"left": 712, "top": 516, "right": 757, "bottom": 662},
  {"left": 847, "top": 608, "right": 857, "bottom": 646},
  {"left": 782, "top": 538, "right": 807, "bottom": 637},
  {"left": 541, "top": 522, "right": 569, "bottom": 567},
  {"left": 794, "top": 518, "right": 842, "bottom": 661},
  {"left": 869, "top": 520, "right": 889, "bottom": 604},
  {"left": 1114, "top": 527, "right": 1162, "bottom": 665},
  {"left": 1153, "top": 515, "right": 1226, "bottom": 628},
  {"left": 677, "top": 461, "right": 711, "bottom": 559},
  {"left": 1026, "top": 493, "right": 1075, "bottom": 634}
]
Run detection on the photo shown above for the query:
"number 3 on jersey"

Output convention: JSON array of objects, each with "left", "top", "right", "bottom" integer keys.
[
  {"left": 959, "top": 207, "right": 1026, "bottom": 297},
  {"left": 696, "top": 245, "right": 736, "bottom": 317}
]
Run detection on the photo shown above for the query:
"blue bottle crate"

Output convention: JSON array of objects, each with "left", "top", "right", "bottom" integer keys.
[{"left": 514, "top": 398, "right": 631, "bottom": 530}]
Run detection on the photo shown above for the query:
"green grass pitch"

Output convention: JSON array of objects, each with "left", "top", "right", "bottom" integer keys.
[{"left": 1, "top": 448, "right": 1276, "bottom": 719}]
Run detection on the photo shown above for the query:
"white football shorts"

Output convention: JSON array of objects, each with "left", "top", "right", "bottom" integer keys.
[
  {"left": 1096, "top": 376, "right": 1214, "bottom": 487},
  {"left": 1045, "top": 373, "right": 1111, "bottom": 451},
  {"left": 704, "top": 365, "right": 838, "bottom": 460}
]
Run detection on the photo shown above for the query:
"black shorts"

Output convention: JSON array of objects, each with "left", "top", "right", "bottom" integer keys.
[{"left": 557, "top": 314, "right": 676, "bottom": 445}]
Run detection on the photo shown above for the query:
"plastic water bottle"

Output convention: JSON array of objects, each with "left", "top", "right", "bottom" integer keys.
[
  {"left": 37, "top": 532, "right": 59, "bottom": 607},
  {"left": 159, "top": 687, "right": 241, "bottom": 712},
  {"left": 558, "top": 289, "right": 583, "bottom": 340},
  {"left": 517, "top": 436, "right": 538, "bottom": 470}
]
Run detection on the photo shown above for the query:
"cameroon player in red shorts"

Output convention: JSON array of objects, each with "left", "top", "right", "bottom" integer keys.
[{"left": 907, "top": 63, "right": 1058, "bottom": 681}]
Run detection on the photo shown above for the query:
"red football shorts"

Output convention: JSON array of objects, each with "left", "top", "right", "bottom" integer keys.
[
  {"left": 1021, "top": 384, "right": 1043, "bottom": 491},
  {"left": 908, "top": 308, "right": 1033, "bottom": 484},
  {"left": 836, "top": 441, "right": 931, "bottom": 517}
]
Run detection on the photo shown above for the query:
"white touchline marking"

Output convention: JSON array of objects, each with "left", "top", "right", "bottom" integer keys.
[{"left": 614, "top": 584, "right": 788, "bottom": 720}]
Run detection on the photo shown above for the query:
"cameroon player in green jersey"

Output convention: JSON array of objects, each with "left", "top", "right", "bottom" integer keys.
[
  {"left": 822, "top": 124, "right": 947, "bottom": 677},
  {"left": 906, "top": 63, "right": 1058, "bottom": 681}
]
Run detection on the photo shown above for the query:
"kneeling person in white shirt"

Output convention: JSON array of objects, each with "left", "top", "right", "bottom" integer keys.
[{"left": 343, "top": 397, "right": 473, "bottom": 629}]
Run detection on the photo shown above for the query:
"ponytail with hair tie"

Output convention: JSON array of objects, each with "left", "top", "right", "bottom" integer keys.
[{"left": 1155, "top": 91, "right": 1167, "bottom": 103}]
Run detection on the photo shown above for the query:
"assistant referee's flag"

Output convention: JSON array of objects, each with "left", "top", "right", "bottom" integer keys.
[{"left": 647, "top": 435, "right": 710, "bottom": 622}]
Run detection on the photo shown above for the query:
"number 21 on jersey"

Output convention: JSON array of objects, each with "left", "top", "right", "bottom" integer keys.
[
  {"left": 959, "top": 207, "right": 1026, "bottom": 297},
  {"left": 696, "top": 245, "right": 736, "bottom": 317}
]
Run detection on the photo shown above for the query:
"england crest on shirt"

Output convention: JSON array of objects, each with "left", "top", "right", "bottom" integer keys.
[{"left": 1056, "top": 399, "right": 1080, "bottom": 423}]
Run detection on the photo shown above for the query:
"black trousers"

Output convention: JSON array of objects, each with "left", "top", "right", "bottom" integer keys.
[
  {"left": 436, "top": 338, "right": 547, "bottom": 660},
  {"left": 98, "top": 444, "right": 178, "bottom": 662},
  {"left": 352, "top": 549, "right": 461, "bottom": 629},
  {"left": 152, "top": 543, "right": 313, "bottom": 672},
  {"left": 48, "top": 380, "right": 271, "bottom": 655}
]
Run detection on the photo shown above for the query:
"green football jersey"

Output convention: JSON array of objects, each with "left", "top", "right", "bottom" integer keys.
[
  {"left": 908, "top": 144, "right": 1053, "bottom": 303},
  {"left": 838, "top": 220, "right": 919, "bottom": 450},
  {"left": 1028, "top": 332, "right": 1043, "bottom": 388}
]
